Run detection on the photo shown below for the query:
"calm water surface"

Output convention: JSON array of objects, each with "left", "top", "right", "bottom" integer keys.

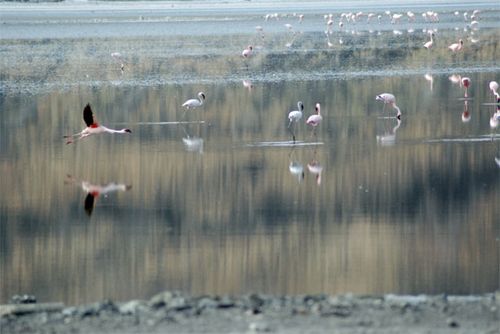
[{"left": 1, "top": 1, "right": 499, "bottom": 305}]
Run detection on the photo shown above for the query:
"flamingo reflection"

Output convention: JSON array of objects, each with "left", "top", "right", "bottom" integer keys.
[
  {"left": 288, "top": 148, "right": 304, "bottom": 183},
  {"left": 307, "top": 159, "right": 323, "bottom": 185},
  {"left": 376, "top": 118, "right": 402, "bottom": 146},
  {"left": 66, "top": 175, "right": 132, "bottom": 216},
  {"left": 462, "top": 100, "right": 471, "bottom": 123},
  {"left": 181, "top": 125, "right": 204, "bottom": 154}
]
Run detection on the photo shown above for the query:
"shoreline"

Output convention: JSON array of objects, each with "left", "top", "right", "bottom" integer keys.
[{"left": 1, "top": 291, "right": 499, "bottom": 333}]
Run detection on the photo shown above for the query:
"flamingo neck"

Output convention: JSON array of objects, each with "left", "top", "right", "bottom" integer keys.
[{"left": 102, "top": 126, "right": 127, "bottom": 134}]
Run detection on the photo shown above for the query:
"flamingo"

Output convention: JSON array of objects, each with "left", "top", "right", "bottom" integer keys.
[
  {"left": 424, "top": 32, "right": 434, "bottom": 49},
  {"left": 489, "top": 81, "right": 499, "bottom": 100},
  {"left": 461, "top": 77, "right": 471, "bottom": 98},
  {"left": 288, "top": 101, "right": 304, "bottom": 142},
  {"left": 306, "top": 103, "right": 322, "bottom": 127},
  {"left": 111, "top": 52, "right": 125, "bottom": 71},
  {"left": 66, "top": 175, "right": 132, "bottom": 216},
  {"left": 375, "top": 93, "right": 402, "bottom": 119},
  {"left": 65, "top": 104, "right": 131, "bottom": 144},
  {"left": 448, "top": 39, "right": 464, "bottom": 52},
  {"left": 182, "top": 92, "right": 206, "bottom": 109},
  {"left": 242, "top": 45, "right": 253, "bottom": 58}
]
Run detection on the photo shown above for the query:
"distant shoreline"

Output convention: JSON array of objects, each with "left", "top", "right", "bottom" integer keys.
[{"left": 1, "top": 291, "right": 499, "bottom": 333}]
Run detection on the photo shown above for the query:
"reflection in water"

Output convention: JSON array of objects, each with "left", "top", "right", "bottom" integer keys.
[
  {"left": 288, "top": 148, "right": 304, "bottom": 183},
  {"left": 424, "top": 73, "right": 434, "bottom": 92},
  {"left": 376, "top": 118, "right": 402, "bottom": 146},
  {"left": 65, "top": 175, "right": 132, "bottom": 216},
  {"left": 307, "top": 148, "right": 323, "bottom": 186},
  {"left": 462, "top": 100, "right": 471, "bottom": 123}
]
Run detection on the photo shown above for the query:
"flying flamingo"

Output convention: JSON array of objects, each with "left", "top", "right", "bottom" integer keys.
[
  {"left": 288, "top": 101, "right": 304, "bottom": 142},
  {"left": 242, "top": 45, "right": 253, "bottom": 58},
  {"left": 424, "top": 32, "right": 434, "bottom": 49},
  {"left": 65, "top": 104, "right": 131, "bottom": 144},
  {"left": 182, "top": 92, "right": 206, "bottom": 109},
  {"left": 461, "top": 77, "right": 471, "bottom": 98},
  {"left": 66, "top": 175, "right": 132, "bottom": 216},
  {"left": 489, "top": 81, "right": 499, "bottom": 100},
  {"left": 448, "top": 39, "right": 464, "bottom": 52}
]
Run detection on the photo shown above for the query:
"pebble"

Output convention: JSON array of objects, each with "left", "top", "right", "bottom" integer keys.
[{"left": 249, "top": 321, "right": 271, "bottom": 332}]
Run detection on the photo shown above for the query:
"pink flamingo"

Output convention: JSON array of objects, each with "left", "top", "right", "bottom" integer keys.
[
  {"left": 242, "top": 45, "right": 253, "bottom": 58},
  {"left": 65, "top": 104, "right": 131, "bottom": 144},
  {"left": 375, "top": 93, "right": 402, "bottom": 119},
  {"left": 461, "top": 77, "right": 471, "bottom": 98},
  {"left": 423, "top": 32, "right": 434, "bottom": 49},
  {"left": 306, "top": 103, "right": 322, "bottom": 127},
  {"left": 448, "top": 39, "right": 464, "bottom": 52}
]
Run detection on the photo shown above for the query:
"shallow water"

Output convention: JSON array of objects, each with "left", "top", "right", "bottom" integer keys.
[{"left": 1, "top": 1, "right": 499, "bottom": 305}]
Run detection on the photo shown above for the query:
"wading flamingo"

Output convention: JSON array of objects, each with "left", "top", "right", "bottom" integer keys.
[
  {"left": 65, "top": 104, "right": 131, "bottom": 144},
  {"left": 306, "top": 103, "right": 322, "bottom": 127},
  {"left": 288, "top": 101, "right": 304, "bottom": 142},
  {"left": 424, "top": 32, "right": 434, "bottom": 49},
  {"left": 375, "top": 93, "right": 402, "bottom": 119},
  {"left": 242, "top": 45, "right": 253, "bottom": 58},
  {"left": 448, "top": 39, "right": 464, "bottom": 52},
  {"left": 182, "top": 92, "right": 206, "bottom": 109},
  {"left": 489, "top": 81, "right": 499, "bottom": 100}
]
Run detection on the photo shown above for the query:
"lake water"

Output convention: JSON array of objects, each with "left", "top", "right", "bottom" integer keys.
[{"left": 1, "top": 0, "right": 499, "bottom": 305}]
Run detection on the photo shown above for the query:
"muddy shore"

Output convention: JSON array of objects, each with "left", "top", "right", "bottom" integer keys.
[{"left": 1, "top": 291, "right": 499, "bottom": 333}]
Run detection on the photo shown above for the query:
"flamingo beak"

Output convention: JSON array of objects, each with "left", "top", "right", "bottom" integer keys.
[{"left": 125, "top": 129, "right": 132, "bottom": 133}]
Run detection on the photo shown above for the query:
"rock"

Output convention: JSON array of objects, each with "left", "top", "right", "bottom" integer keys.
[
  {"left": 166, "top": 297, "right": 192, "bottom": 312},
  {"left": 245, "top": 294, "right": 265, "bottom": 313},
  {"left": 447, "top": 317, "right": 459, "bottom": 328},
  {"left": 217, "top": 296, "right": 236, "bottom": 309},
  {"left": 78, "top": 300, "right": 118, "bottom": 318},
  {"left": 148, "top": 291, "right": 175, "bottom": 309},
  {"left": 197, "top": 297, "right": 218, "bottom": 310},
  {"left": 62, "top": 307, "right": 78, "bottom": 317},
  {"left": 10, "top": 295, "right": 37, "bottom": 304},
  {"left": 119, "top": 300, "right": 147, "bottom": 315},
  {"left": 249, "top": 321, "right": 271, "bottom": 332},
  {"left": 0, "top": 303, "right": 64, "bottom": 317}
]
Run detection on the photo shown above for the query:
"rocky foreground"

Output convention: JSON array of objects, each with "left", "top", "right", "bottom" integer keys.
[{"left": 1, "top": 291, "right": 499, "bottom": 333}]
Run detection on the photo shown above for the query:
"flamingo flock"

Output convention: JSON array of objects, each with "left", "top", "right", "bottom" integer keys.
[{"left": 64, "top": 6, "right": 499, "bottom": 199}]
